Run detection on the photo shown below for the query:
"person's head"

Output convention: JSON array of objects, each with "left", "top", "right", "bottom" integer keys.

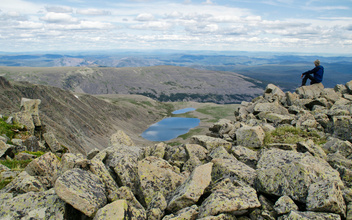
[{"left": 314, "top": 59, "right": 320, "bottom": 66}]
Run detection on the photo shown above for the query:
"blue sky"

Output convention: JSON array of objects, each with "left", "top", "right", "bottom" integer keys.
[{"left": 1, "top": 0, "right": 351, "bottom": 54}]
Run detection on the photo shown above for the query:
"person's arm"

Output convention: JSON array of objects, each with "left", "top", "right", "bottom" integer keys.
[{"left": 301, "top": 66, "right": 318, "bottom": 77}]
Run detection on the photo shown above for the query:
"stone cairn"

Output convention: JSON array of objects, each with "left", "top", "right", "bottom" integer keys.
[{"left": 0, "top": 81, "right": 352, "bottom": 219}]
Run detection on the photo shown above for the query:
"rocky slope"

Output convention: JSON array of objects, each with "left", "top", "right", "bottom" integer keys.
[
  {"left": 1, "top": 80, "right": 352, "bottom": 219},
  {"left": 0, "top": 65, "right": 264, "bottom": 104}
]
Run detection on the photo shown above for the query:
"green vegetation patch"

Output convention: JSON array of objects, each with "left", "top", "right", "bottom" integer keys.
[
  {"left": 0, "top": 159, "right": 32, "bottom": 170},
  {"left": 178, "top": 128, "right": 203, "bottom": 140},
  {"left": 0, "top": 117, "right": 24, "bottom": 143},
  {"left": 264, "top": 126, "right": 327, "bottom": 146},
  {"left": 196, "top": 105, "right": 238, "bottom": 122}
]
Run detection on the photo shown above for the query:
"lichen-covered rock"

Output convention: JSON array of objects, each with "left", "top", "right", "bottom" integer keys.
[
  {"left": 162, "top": 205, "right": 199, "bottom": 220},
  {"left": 93, "top": 199, "right": 129, "bottom": 220},
  {"left": 295, "top": 83, "right": 324, "bottom": 99},
  {"left": 257, "top": 112, "right": 294, "bottom": 124},
  {"left": 198, "top": 186, "right": 260, "bottom": 218},
  {"left": 147, "top": 192, "right": 167, "bottom": 220},
  {"left": 231, "top": 145, "right": 258, "bottom": 168},
  {"left": 138, "top": 156, "right": 185, "bottom": 206},
  {"left": 54, "top": 168, "right": 107, "bottom": 217},
  {"left": 256, "top": 148, "right": 343, "bottom": 203},
  {"left": 296, "top": 139, "right": 327, "bottom": 160},
  {"left": 43, "top": 132, "right": 63, "bottom": 153},
  {"left": 265, "top": 84, "right": 285, "bottom": 98},
  {"left": 23, "top": 136, "right": 45, "bottom": 152},
  {"left": 87, "top": 148, "right": 100, "bottom": 160},
  {"left": 184, "top": 144, "right": 208, "bottom": 161},
  {"left": 110, "top": 130, "right": 134, "bottom": 147},
  {"left": 332, "top": 116, "right": 352, "bottom": 141},
  {"left": 212, "top": 157, "right": 256, "bottom": 186},
  {"left": 278, "top": 210, "right": 341, "bottom": 220},
  {"left": 0, "top": 140, "right": 13, "bottom": 158},
  {"left": 15, "top": 152, "right": 37, "bottom": 160},
  {"left": 235, "top": 125, "right": 265, "bottom": 149},
  {"left": 306, "top": 180, "right": 346, "bottom": 218},
  {"left": 190, "top": 135, "right": 232, "bottom": 152},
  {"left": 0, "top": 171, "right": 45, "bottom": 195},
  {"left": 164, "top": 144, "right": 188, "bottom": 168},
  {"left": 183, "top": 156, "right": 203, "bottom": 173},
  {"left": 89, "top": 158, "right": 119, "bottom": 202},
  {"left": 144, "top": 142, "right": 167, "bottom": 159},
  {"left": 347, "top": 202, "right": 352, "bottom": 220},
  {"left": 274, "top": 195, "right": 298, "bottom": 215},
  {"left": 25, "top": 152, "right": 60, "bottom": 188},
  {"left": 168, "top": 163, "right": 213, "bottom": 212},
  {"left": 323, "top": 137, "right": 352, "bottom": 158},
  {"left": 0, "top": 188, "right": 65, "bottom": 220},
  {"left": 294, "top": 111, "right": 318, "bottom": 129},
  {"left": 197, "top": 213, "right": 237, "bottom": 220},
  {"left": 208, "top": 146, "right": 235, "bottom": 160},
  {"left": 253, "top": 101, "right": 289, "bottom": 115},
  {"left": 112, "top": 186, "right": 146, "bottom": 220},
  {"left": 346, "top": 80, "right": 352, "bottom": 93}
]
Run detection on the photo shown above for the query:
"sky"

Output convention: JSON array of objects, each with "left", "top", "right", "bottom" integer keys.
[{"left": 1, "top": 0, "right": 352, "bottom": 54}]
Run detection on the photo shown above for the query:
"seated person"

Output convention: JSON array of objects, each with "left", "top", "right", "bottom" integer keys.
[{"left": 301, "top": 59, "right": 324, "bottom": 86}]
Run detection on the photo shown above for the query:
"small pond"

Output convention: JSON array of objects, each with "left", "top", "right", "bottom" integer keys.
[{"left": 141, "top": 108, "right": 199, "bottom": 142}]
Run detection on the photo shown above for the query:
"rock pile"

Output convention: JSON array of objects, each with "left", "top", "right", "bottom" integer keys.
[{"left": 1, "top": 81, "right": 352, "bottom": 219}]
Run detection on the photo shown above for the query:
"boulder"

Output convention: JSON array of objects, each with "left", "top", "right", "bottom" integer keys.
[
  {"left": 43, "top": 132, "right": 63, "bottom": 152},
  {"left": 0, "top": 171, "right": 45, "bottom": 195},
  {"left": 190, "top": 135, "right": 232, "bottom": 152},
  {"left": 323, "top": 137, "right": 352, "bottom": 158},
  {"left": 54, "top": 168, "right": 107, "bottom": 217},
  {"left": 23, "top": 136, "right": 45, "bottom": 152},
  {"left": 0, "top": 140, "right": 14, "bottom": 158},
  {"left": 264, "top": 84, "right": 285, "bottom": 98},
  {"left": 184, "top": 144, "right": 208, "bottom": 161},
  {"left": 321, "top": 88, "right": 341, "bottom": 103},
  {"left": 285, "top": 91, "right": 299, "bottom": 106},
  {"left": 208, "top": 146, "right": 235, "bottom": 160},
  {"left": 167, "top": 162, "right": 213, "bottom": 212},
  {"left": 110, "top": 130, "right": 134, "bottom": 147},
  {"left": 346, "top": 80, "right": 352, "bottom": 93},
  {"left": 14, "top": 152, "right": 37, "bottom": 160},
  {"left": 198, "top": 186, "right": 261, "bottom": 218},
  {"left": 162, "top": 205, "right": 199, "bottom": 220},
  {"left": 209, "top": 119, "right": 232, "bottom": 133},
  {"left": 164, "top": 144, "right": 188, "bottom": 168},
  {"left": 335, "top": 84, "right": 348, "bottom": 94},
  {"left": 138, "top": 156, "right": 185, "bottom": 206},
  {"left": 306, "top": 180, "right": 346, "bottom": 218},
  {"left": 231, "top": 145, "right": 258, "bottom": 168},
  {"left": 87, "top": 148, "right": 100, "bottom": 160},
  {"left": 146, "top": 192, "right": 167, "bottom": 220},
  {"left": 295, "top": 83, "right": 324, "bottom": 99},
  {"left": 25, "top": 152, "right": 60, "bottom": 188},
  {"left": 0, "top": 188, "right": 65, "bottom": 220},
  {"left": 257, "top": 112, "right": 294, "bottom": 124},
  {"left": 93, "top": 199, "right": 129, "bottom": 220},
  {"left": 144, "top": 142, "right": 166, "bottom": 159},
  {"left": 256, "top": 148, "right": 343, "bottom": 203},
  {"left": 253, "top": 102, "right": 289, "bottom": 115},
  {"left": 235, "top": 126, "right": 265, "bottom": 149},
  {"left": 296, "top": 139, "right": 327, "bottom": 160},
  {"left": 274, "top": 195, "right": 298, "bottom": 215},
  {"left": 89, "top": 158, "right": 119, "bottom": 202},
  {"left": 332, "top": 116, "right": 352, "bottom": 141},
  {"left": 211, "top": 157, "right": 257, "bottom": 186},
  {"left": 279, "top": 211, "right": 341, "bottom": 220}
]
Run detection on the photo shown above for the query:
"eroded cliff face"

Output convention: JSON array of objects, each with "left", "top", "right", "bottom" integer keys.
[
  {"left": 0, "top": 77, "right": 168, "bottom": 154},
  {"left": 1, "top": 79, "right": 352, "bottom": 220}
]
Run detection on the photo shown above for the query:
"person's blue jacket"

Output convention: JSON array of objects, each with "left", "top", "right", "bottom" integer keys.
[{"left": 302, "top": 65, "right": 324, "bottom": 82}]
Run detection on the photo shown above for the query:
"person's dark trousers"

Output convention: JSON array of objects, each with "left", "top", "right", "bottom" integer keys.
[{"left": 301, "top": 74, "right": 319, "bottom": 86}]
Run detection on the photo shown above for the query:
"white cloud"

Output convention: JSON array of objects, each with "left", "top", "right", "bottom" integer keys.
[
  {"left": 76, "top": 9, "right": 111, "bottom": 16},
  {"left": 45, "top": 6, "right": 73, "bottom": 13},
  {"left": 203, "top": 0, "right": 213, "bottom": 5},
  {"left": 135, "top": 13, "right": 155, "bottom": 21},
  {"left": 41, "top": 12, "right": 78, "bottom": 24},
  {"left": 131, "top": 21, "right": 172, "bottom": 31}
]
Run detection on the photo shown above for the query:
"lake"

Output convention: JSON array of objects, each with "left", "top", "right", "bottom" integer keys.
[{"left": 141, "top": 108, "right": 199, "bottom": 142}]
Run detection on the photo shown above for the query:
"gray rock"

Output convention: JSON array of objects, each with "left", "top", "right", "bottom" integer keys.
[
  {"left": 212, "top": 157, "right": 257, "bottom": 186},
  {"left": 184, "top": 144, "right": 208, "bottom": 161},
  {"left": 15, "top": 152, "right": 37, "bottom": 160},
  {"left": 87, "top": 148, "right": 100, "bottom": 160},
  {"left": 321, "top": 88, "right": 341, "bottom": 103},
  {"left": 144, "top": 142, "right": 167, "bottom": 159},
  {"left": 147, "top": 192, "right": 167, "bottom": 220},
  {"left": 332, "top": 116, "right": 352, "bottom": 141},
  {"left": 0, "top": 140, "right": 14, "bottom": 158},
  {"left": 323, "top": 137, "right": 352, "bottom": 158},
  {"left": 256, "top": 148, "right": 343, "bottom": 203},
  {"left": 346, "top": 80, "right": 352, "bottom": 94},
  {"left": 198, "top": 186, "right": 261, "bottom": 218},
  {"left": 25, "top": 152, "right": 60, "bottom": 188},
  {"left": 0, "top": 188, "right": 65, "bottom": 220},
  {"left": 55, "top": 168, "right": 107, "bottom": 217},
  {"left": 0, "top": 171, "right": 45, "bottom": 195},
  {"left": 208, "top": 146, "right": 235, "bottom": 160},
  {"left": 295, "top": 83, "right": 324, "bottom": 99},
  {"left": 286, "top": 91, "right": 299, "bottom": 106},
  {"left": 264, "top": 84, "right": 285, "bottom": 98},
  {"left": 138, "top": 156, "right": 185, "bottom": 207},
  {"left": 23, "top": 136, "right": 46, "bottom": 152},
  {"left": 209, "top": 119, "right": 232, "bottom": 133},
  {"left": 162, "top": 205, "right": 199, "bottom": 220},
  {"left": 347, "top": 202, "right": 352, "bottom": 220},
  {"left": 231, "top": 145, "right": 258, "bottom": 168},
  {"left": 43, "top": 132, "right": 63, "bottom": 152},
  {"left": 167, "top": 163, "right": 213, "bottom": 212},
  {"left": 110, "top": 130, "right": 134, "bottom": 147},
  {"left": 294, "top": 111, "right": 318, "bottom": 129},
  {"left": 306, "top": 180, "right": 346, "bottom": 218},
  {"left": 274, "top": 195, "right": 298, "bottom": 215},
  {"left": 278, "top": 210, "right": 341, "bottom": 220},
  {"left": 335, "top": 84, "right": 348, "bottom": 94},
  {"left": 296, "top": 139, "right": 327, "bottom": 159},
  {"left": 253, "top": 101, "right": 289, "bottom": 115},
  {"left": 235, "top": 125, "right": 265, "bottom": 149},
  {"left": 190, "top": 135, "right": 232, "bottom": 152},
  {"left": 257, "top": 112, "right": 294, "bottom": 124},
  {"left": 0, "top": 163, "right": 10, "bottom": 172},
  {"left": 165, "top": 144, "right": 188, "bottom": 168},
  {"left": 93, "top": 199, "right": 129, "bottom": 220}
]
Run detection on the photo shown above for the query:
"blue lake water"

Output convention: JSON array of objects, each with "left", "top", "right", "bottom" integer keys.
[
  {"left": 172, "top": 107, "right": 196, "bottom": 114},
  {"left": 141, "top": 117, "right": 200, "bottom": 142}
]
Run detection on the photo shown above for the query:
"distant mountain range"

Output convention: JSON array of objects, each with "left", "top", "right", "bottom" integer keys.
[
  {"left": 0, "top": 50, "right": 351, "bottom": 92},
  {"left": 0, "top": 65, "right": 264, "bottom": 104}
]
